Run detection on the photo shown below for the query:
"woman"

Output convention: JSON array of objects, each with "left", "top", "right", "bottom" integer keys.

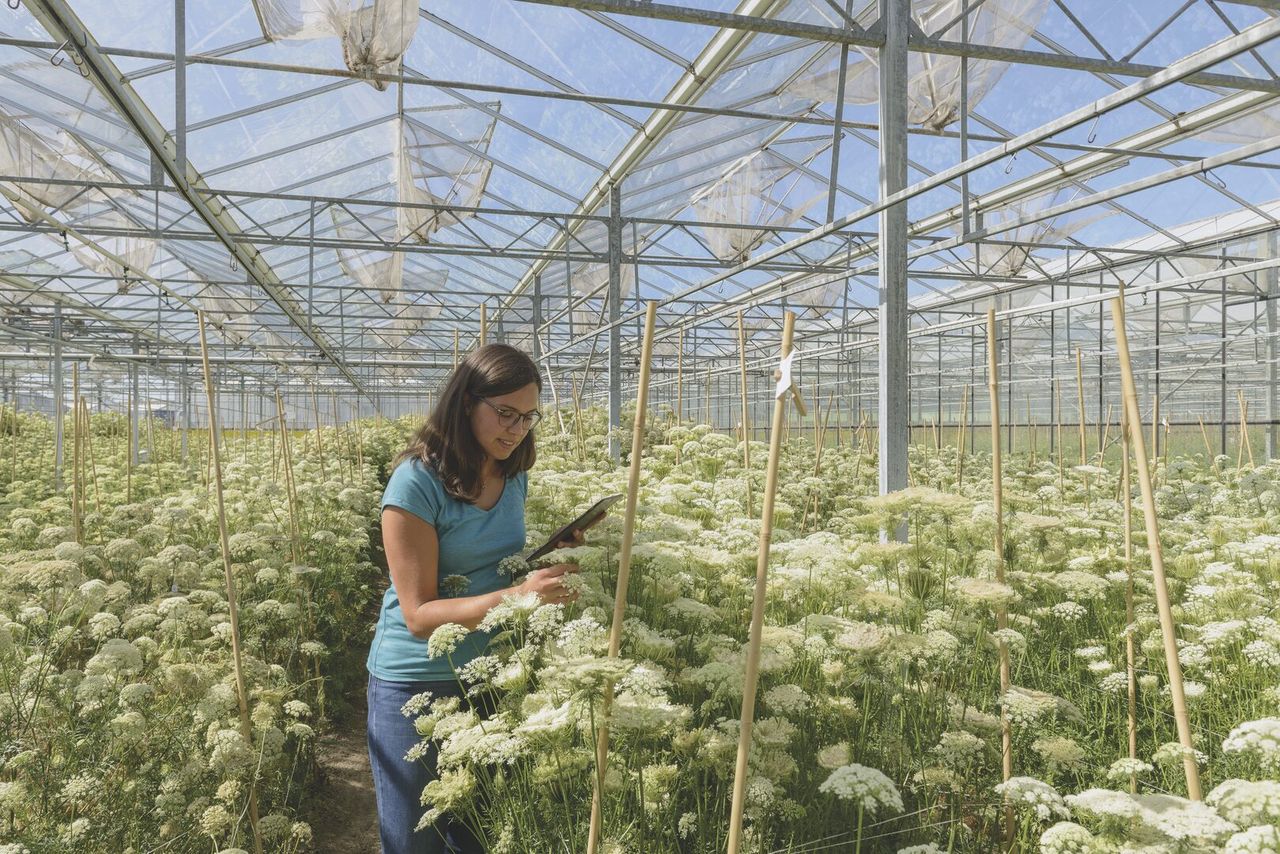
[{"left": 367, "top": 344, "right": 580, "bottom": 854}]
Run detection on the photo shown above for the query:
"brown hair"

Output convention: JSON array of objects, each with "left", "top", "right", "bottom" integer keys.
[{"left": 395, "top": 344, "right": 541, "bottom": 503}]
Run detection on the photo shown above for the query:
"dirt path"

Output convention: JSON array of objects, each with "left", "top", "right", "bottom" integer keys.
[{"left": 306, "top": 696, "right": 381, "bottom": 853}]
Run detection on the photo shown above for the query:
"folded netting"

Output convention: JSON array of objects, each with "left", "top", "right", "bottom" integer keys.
[
  {"left": 690, "top": 148, "right": 826, "bottom": 265},
  {"left": 331, "top": 204, "right": 404, "bottom": 302},
  {"left": 398, "top": 107, "right": 497, "bottom": 243},
  {"left": 0, "top": 112, "right": 157, "bottom": 291},
  {"left": 788, "top": 0, "right": 1049, "bottom": 131},
  {"left": 254, "top": 0, "right": 419, "bottom": 88},
  {"left": 971, "top": 188, "right": 1114, "bottom": 277}
]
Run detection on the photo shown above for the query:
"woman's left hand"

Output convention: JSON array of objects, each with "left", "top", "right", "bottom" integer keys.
[{"left": 554, "top": 528, "right": 586, "bottom": 549}]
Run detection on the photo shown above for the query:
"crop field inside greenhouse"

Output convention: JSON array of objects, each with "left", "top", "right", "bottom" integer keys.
[{"left": 3, "top": 2, "right": 1280, "bottom": 854}]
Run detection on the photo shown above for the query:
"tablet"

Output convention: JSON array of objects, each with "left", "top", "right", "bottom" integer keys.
[{"left": 525, "top": 493, "right": 624, "bottom": 563}]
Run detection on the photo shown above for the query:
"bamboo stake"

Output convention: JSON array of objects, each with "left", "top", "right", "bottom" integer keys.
[
  {"left": 1075, "top": 347, "right": 1086, "bottom": 466},
  {"left": 738, "top": 310, "right": 752, "bottom": 516},
  {"left": 81, "top": 398, "right": 101, "bottom": 518},
  {"left": 727, "top": 311, "right": 797, "bottom": 854},
  {"left": 956, "top": 384, "right": 969, "bottom": 487},
  {"left": 1198, "top": 416, "right": 1216, "bottom": 469},
  {"left": 1026, "top": 395, "right": 1034, "bottom": 466},
  {"left": 71, "top": 363, "right": 82, "bottom": 544},
  {"left": 10, "top": 393, "right": 17, "bottom": 484},
  {"left": 800, "top": 393, "right": 834, "bottom": 531},
  {"left": 1055, "top": 379, "right": 1064, "bottom": 493},
  {"left": 275, "top": 391, "right": 301, "bottom": 564},
  {"left": 1238, "top": 391, "right": 1255, "bottom": 470},
  {"left": 197, "top": 313, "right": 265, "bottom": 853},
  {"left": 1122, "top": 390, "right": 1139, "bottom": 795},
  {"left": 479, "top": 302, "right": 487, "bottom": 347},
  {"left": 545, "top": 363, "right": 568, "bottom": 436},
  {"left": 586, "top": 301, "right": 657, "bottom": 854},
  {"left": 1109, "top": 298, "right": 1201, "bottom": 800},
  {"left": 987, "top": 310, "right": 1015, "bottom": 846},
  {"left": 311, "top": 386, "right": 326, "bottom": 480},
  {"left": 705, "top": 367, "right": 712, "bottom": 427},
  {"left": 1151, "top": 393, "right": 1159, "bottom": 466},
  {"left": 1098, "top": 404, "right": 1113, "bottom": 462},
  {"left": 453, "top": 328, "right": 459, "bottom": 369}
]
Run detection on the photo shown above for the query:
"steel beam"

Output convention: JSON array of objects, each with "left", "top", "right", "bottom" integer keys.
[
  {"left": 607, "top": 185, "right": 622, "bottom": 459},
  {"left": 878, "top": 0, "right": 908, "bottom": 533},
  {"left": 22, "top": 0, "right": 372, "bottom": 400}
]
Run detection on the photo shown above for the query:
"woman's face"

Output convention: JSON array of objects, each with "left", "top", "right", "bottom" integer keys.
[{"left": 469, "top": 382, "right": 540, "bottom": 463}]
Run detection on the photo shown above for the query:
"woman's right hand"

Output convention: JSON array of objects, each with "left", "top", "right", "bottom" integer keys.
[{"left": 519, "top": 563, "right": 580, "bottom": 606}]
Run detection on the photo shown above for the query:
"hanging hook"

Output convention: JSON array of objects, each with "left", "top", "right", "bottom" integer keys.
[
  {"left": 50, "top": 38, "right": 69, "bottom": 67},
  {"left": 1003, "top": 151, "right": 1018, "bottom": 174},
  {"left": 7, "top": 0, "right": 21, "bottom": 10},
  {"left": 1203, "top": 167, "right": 1228, "bottom": 190},
  {"left": 1086, "top": 114, "right": 1100, "bottom": 144}
]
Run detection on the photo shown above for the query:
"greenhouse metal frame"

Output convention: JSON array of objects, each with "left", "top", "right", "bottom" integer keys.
[{"left": 1, "top": 0, "right": 1280, "bottom": 497}]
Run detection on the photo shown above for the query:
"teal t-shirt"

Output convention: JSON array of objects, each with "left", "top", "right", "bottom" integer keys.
[{"left": 367, "top": 457, "right": 528, "bottom": 682}]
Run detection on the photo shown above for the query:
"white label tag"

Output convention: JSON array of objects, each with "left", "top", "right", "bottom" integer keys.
[{"left": 775, "top": 350, "right": 796, "bottom": 399}]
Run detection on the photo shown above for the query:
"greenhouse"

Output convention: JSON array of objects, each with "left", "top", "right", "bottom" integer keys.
[{"left": 2, "top": 0, "right": 1280, "bottom": 852}]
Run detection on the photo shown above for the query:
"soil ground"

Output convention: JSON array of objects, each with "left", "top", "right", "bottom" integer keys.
[{"left": 305, "top": 684, "right": 381, "bottom": 853}]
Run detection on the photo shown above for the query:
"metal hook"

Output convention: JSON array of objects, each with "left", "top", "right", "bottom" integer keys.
[
  {"left": 1003, "top": 152, "right": 1017, "bottom": 174},
  {"left": 1204, "top": 167, "right": 1227, "bottom": 190},
  {"left": 50, "top": 38, "right": 69, "bottom": 67},
  {"left": 1086, "top": 114, "right": 1100, "bottom": 144},
  {"left": 7, "top": 0, "right": 21, "bottom": 10}
]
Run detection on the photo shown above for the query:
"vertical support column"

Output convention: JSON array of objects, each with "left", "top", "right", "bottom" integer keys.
[
  {"left": 175, "top": 0, "right": 186, "bottom": 181},
  {"left": 1268, "top": 233, "right": 1278, "bottom": 460},
  {"left": 877, "top": 0, "right": 908, "bottom": 529},
  {"left": 607, "top": 184, "right": 623, "bottom": 460},
  {"left": 53, "top": 305, "right": 64, "bottom": 491}
]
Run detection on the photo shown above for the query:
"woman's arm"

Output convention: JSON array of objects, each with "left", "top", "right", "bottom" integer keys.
[{"left": 383, "top": 506, "right": 578, "bottom": 639}]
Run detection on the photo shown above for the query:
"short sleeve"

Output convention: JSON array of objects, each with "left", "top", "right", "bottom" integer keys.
[
  {"left": 381, "top": 459, "right": 444, "bottom": 526},
  {"left": 514, "top": 470, "right": 529, "bottom": 500}
]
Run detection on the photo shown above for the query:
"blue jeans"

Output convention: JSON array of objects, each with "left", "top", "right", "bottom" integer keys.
[{"left": 366, "top": 674, "right": 490, "bottom": 854}]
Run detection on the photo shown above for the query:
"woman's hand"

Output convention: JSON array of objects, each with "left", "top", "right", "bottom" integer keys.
[
  {"left": 554, "top": 528, "right": 586, "bottom": 549},
  {"left": 519, "top": 563, "right": 580, "bottom": 605}
]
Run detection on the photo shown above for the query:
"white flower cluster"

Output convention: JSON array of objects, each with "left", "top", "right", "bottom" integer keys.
[
  {"left": 818, "top": 764, "right": 904, "bottom": 815},
  {"left": 1224, "top": 718, "right": 1280, "bottom": 772},
  {"left": 994, "top": 776, "right": 1069, "bottom": 821}
]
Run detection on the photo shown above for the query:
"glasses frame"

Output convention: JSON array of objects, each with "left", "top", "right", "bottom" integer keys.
[{"left": 476, "top": 396, "right": 542, "bottom": 430}]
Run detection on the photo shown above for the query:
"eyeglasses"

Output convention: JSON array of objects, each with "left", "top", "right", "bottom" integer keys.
[{"left": 477, "top": 396, "right": 542, "bottom": 430}]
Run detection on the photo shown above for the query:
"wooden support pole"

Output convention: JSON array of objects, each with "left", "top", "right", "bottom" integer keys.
[
  {"left": 197, "top": 312, "right": 265, "bottom": 853},
  {"left": 1198, "top": 416, "right": 1216, "bottom": 469},
  {"left": 1122, "top": 393, "right": 1139, "bottom": 795},
  {"left": 479, "top": 302, "right": 488, "bottom": 347},
  {"left": 81, "top": 398, "right": 101, "bottom": 517},
  {"left": 727, "top": 311, "right": 797, "bottom": 854},
  {"left": 1109, "top": 298, "right": 1202, "bottom": 800},
  {"left": 312, "top": 386, "right": 325, "bottom": 480},
  {"left": 275, "top": 391, "right": 301, "bottom": 564},
  {"left": 453, "top": 328, "right": 459, "bottom": 369},
  {"left": 987, "top": 309, "right": 1015, "bottom": 845},
  {"left": 585, "top": 301, "right": 657, "bottom": 854},
  {"left": 956, "top": 383, "right": 968, "bottom": 487}
]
